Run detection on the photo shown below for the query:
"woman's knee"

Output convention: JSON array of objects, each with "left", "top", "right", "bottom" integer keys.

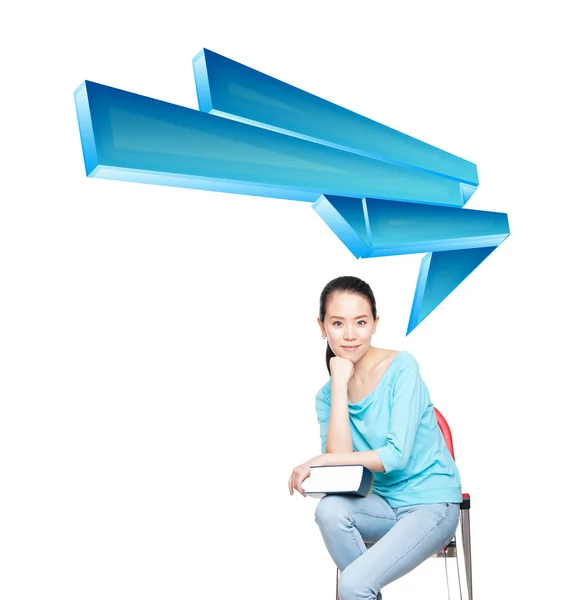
[
  {"left": 314, "top": 494, "right": 353, "bottom": 529},
  {"left": 337, "top": 567, "right": 373, "bottom": 600}
]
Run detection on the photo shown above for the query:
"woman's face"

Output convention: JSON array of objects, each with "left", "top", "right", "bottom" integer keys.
[{"left": 318, "top": 292, "right": 379, "bottom": 363}]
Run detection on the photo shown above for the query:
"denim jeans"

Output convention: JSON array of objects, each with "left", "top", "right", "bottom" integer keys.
[{"left": 314, "top": 493, "right": 460, "bottom": 600}]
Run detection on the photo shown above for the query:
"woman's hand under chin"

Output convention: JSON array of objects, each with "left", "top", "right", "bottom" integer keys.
[{"left": 330, "top": 355, "right": 354, "bottom": 385}]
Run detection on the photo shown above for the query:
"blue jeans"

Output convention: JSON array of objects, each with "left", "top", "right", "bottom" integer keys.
[{"left": 315, "top": 493, "right": 460, "bottom": 600}]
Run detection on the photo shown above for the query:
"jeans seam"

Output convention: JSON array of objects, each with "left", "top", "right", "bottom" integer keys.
[{"left": 365, "top": 508, "right": 449, "bottom": 593}]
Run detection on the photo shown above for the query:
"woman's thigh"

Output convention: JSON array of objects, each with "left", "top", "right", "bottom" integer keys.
[{"left": 315, "top": 492, "right": 398, "bottom": 543}]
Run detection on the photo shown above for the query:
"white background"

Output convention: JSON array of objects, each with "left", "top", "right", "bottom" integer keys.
[{"left": 1, "top": 1, "right": 572, "bottom": 599}]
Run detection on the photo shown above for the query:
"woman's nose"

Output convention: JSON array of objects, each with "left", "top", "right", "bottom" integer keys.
[{"left": 344, "top": 327, "right": 356, "bottom": 340}]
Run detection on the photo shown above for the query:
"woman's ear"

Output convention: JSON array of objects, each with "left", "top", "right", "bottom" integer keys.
[
  {"left": 373, "top": 315, "right": 380, "bottom": 334},
  {"left": 317, "top": 317, "right": 327, "bottom": 337}
]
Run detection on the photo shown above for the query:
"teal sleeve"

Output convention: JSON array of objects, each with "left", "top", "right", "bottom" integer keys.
[
  {"left": 315, "top": 386, "right": 331, "bottom": 454},
  {"left": 374, "top": 361, "right": 425, "bottom": 473}
]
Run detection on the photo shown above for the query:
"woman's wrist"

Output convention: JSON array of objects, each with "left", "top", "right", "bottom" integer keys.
[
  {"left": 331, "top": 380, "right": 349, "bottom": 396},
  {"left": 309, "top": 454, "right": 328, "bottom": 467}
]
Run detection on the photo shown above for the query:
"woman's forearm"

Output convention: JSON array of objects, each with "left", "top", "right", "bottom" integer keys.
[
  {"left": 316, "top": 450, "right": 385, "bottom": 472},
  {"left": 325, "top": 381, "right": 354, "bottom": 453}
]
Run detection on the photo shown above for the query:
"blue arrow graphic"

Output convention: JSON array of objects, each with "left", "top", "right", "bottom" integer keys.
[
  {"left": 312, "top": 196, "right": 509, "bottom": 331},
  {"left": 74, "top": 48, "right": 510, "bottom": 334},
  {"left": 193, "top": 49, "right": 479, "bottom": 192},
  {"left": 313, "top": 196, "right": 509, "bottom": 258},
  {"left": 74, "top": 81, "right": 468, "bottom": 207}
]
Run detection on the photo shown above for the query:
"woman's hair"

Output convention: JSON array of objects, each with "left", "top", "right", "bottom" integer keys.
[{"left": 319, "top": 276, "right": 377, "bottom": 375}]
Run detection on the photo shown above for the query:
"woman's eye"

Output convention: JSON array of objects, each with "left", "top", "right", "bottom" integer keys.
[
  {"left": 333, "top": 321, "right": 342, "bottom": 326},
  {"left": 358, "top": 320, "right": 366, "bottom": 325}
]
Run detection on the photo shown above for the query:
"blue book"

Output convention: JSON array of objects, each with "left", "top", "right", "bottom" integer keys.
[{"left": 302, "top": 464, "right": 374, "bottom": 498}]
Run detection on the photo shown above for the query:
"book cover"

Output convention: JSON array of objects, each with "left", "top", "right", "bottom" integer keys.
[{"left": 302, "top": 464, "right": 374, "bottom": 498}]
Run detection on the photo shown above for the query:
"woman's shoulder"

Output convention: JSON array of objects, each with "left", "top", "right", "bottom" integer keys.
[
  {"left": 315, "top": 378, "right": 332, "bottom": 405},
  {"left": 316, "top": 378, "right": 332, "bottom": 395},
  {"left": 394, "top": 349, "right": 418, "bottom": 367},
  {"left": 375, "top": 348, "right": 419, "bottom": 371},
  {"left": 372, "top": 350, "right": 420, "bottom": 387}
]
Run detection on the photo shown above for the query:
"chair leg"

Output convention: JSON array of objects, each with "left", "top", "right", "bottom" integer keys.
[
  {"left": 460, "top": 508, "right": 473, "bottom": 600},
  {"left": 335, "top": 567, "right": 339, "bottom": 600},
  {"left": 442, "top": 553, "right": 451, "bottom": 600}
]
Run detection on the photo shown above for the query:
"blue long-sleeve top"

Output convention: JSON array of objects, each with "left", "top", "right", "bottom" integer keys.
[{"left": 315, "top": 351, "right": 462, "bottom": 508}]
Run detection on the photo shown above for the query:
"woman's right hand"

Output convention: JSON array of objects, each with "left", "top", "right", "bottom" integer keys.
[{"left": 330, "top": 356, "right": 354, "bottom": 384}]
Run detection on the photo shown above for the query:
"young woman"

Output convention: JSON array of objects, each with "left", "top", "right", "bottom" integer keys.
[{"left": 288, "top": 276, "right": 462, "bottom": 600}]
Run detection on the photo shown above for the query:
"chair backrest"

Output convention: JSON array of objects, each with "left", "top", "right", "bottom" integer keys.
[{"left": 434, "top": 407, "right": 455, "bottom": 461}]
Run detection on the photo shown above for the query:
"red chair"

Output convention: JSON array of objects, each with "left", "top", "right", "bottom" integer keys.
[
  {"left": 434, "top": 407, "right": 473, "bottom": 600},
  {"left": 334, "top": 407, "right": 473, "bottom": 599}
]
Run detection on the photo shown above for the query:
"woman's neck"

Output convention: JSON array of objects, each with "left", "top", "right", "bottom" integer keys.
[{"left": 351, "top": 346, "right": 394, "bottom": 380}]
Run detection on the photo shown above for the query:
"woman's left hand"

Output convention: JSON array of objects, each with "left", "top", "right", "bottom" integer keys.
[{"left": 288, "top": 455, "right": 324, "bottom": 496}]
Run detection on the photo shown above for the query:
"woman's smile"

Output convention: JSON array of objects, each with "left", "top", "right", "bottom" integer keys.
[{"left": 341, "top": 344, "right": 361, "bottom": 351}]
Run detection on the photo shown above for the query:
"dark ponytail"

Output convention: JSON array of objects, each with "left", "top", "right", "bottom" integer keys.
[
  {"left": 319, "top": 276, "right": 377, "bottom": 375},
  {"left": 325, "top": 344, "right": 336, "bottom": 375}
]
